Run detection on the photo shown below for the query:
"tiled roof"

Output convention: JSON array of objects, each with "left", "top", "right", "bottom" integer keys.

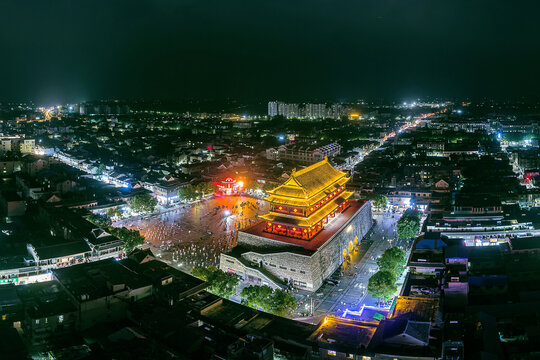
[{"left": 267, "top": 158, "right": 348, "bottom": 200}]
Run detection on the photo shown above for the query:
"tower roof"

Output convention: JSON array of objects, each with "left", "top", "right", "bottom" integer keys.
[{"left": 267, "top": 157, "right": 348, "bottom": 200}]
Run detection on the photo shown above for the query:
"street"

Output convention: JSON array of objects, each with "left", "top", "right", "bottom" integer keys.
[{"left": 294, "top": 212, "right": 405, "bottom": 321}]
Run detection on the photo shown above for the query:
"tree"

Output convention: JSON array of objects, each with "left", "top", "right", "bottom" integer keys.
[
  {"left": 367, "top": 270, "right": 398, "bottom": 301},
  {"left": 130, "top": 193, "right": 158, "bottom": 214},
  {"left": 109, "top": 227, "right": 145, "bottom": 251},
  {"left": 365, "top": 193, "right": 388, "bottom": 208},
  {"left": 195, "top": 182, "right": 215, "bottom": 197},
  {"left": 191, "top": 265, "right": 239, "bottom": 299},
  {"left": 178, "top": 186, "right": 196, "bottom": 202},
  {"left": 241, "top": 285, "right": 274, "bottom": 310},
  {"left": 267, "top": 289, "right": 297, "bottom": 317},
  {"left": 178, "top": 183, "right": 215, "bottom": 202},
  {"left": 241, "top": 285, "right": 297, "bottom": 317},
  {"left": 396, "top": 209, "right": 422, "bottom": 239},
  {"left": 87, "top": 213, "right": 112, "bottom": 228},
  {"left": 106, "top": 206, "right": 124, "bottom": 218},
  {"left": 397, "top": 216, "right": 418, "bottom": 240},
  {"left": 377, "top": 246, "right": 407, "bottom": 278}
]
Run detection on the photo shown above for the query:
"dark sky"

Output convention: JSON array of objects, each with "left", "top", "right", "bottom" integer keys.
[{"left": 1, "top": 0, "right": 539, "bottom": 105}]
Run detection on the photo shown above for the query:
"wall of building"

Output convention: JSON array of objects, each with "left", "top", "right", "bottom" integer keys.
[
  {"left": 310, "top": 201, "right": 373, "bottom": 289},
  {"left": 223, "top": 201, "right": 373, "bottom": 291}
]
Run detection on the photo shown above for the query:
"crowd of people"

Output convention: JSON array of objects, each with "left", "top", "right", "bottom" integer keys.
[{"left": 124, "top": 196, "right": 267, "bottom": 273}]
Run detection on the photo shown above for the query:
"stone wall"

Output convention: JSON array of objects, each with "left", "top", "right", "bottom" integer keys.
[
  {"left": 310, "top": 201, "right": 373, "bottom": 289},
  {"left": 238, "top": 230, "right": 304, "bottom": 249},
  {"left": 220, "top": 201, "right": 374, "bottom": 291},
  {"left": 244, "top": 251, "right": 313, "bottom": 288}
]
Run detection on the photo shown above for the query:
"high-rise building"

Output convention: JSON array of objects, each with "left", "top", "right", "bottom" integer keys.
[
  {"left": 305, "top": 103, "right": 326, "bottom": 119},
  {"left": 278, "top": 103, "right": 299, "bottom": 118},
  {"left": 268, "top": 101, "right": 278, "bottom": 117}
]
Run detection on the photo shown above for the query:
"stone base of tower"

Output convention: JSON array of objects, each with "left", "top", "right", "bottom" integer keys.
[{"left": 220, "top": 200, "right": 373, "bottom": 291}]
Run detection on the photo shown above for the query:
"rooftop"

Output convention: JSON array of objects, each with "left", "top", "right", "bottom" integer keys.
[
  {"left": 509, "top": 236, "right": 540, "bottom": 251},
  {"left": 309, "top": 316, "right": 378, "bottom": 352},
  {"left": 33, "top": 240, "right": 91, "bottom": 260},
  {"left": 53, "top": 258, "right": 151, "bottom": 301},
  {"left": 267, "top": 157, "right": 348, "bottom": 199},
  {"left": 16, "top": 280, "right": 77, "bottom": 319},
  {"left": 389, "top": 296, "right": 439, "bottom": 323}
]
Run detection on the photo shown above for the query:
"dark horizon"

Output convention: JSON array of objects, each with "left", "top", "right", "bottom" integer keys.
[{"left": 1, "top": 1, "right": 540, "bottom": 105}]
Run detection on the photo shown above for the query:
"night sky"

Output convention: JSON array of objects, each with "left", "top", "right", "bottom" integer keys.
[{"left": 1, "top": 1, "right": 539, "bottom": 104}]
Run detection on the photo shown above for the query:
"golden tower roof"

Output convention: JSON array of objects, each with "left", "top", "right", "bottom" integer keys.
[{"left": 266, "top": 157, "right": 349, "bottom": 202}]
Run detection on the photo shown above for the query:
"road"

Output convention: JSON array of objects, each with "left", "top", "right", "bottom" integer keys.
[{"left": 294, "top": 212, "right": 405, "bottom": 320}]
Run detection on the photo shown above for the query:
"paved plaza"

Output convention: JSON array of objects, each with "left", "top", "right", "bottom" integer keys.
[
  {"left": 115, "top": 195, "right": 268, "bottom": 272},
  {"left": 117, "top": 198, "right": 407, "bottom": 321}
]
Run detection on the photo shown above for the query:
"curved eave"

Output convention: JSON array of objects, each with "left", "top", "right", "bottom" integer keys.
[
  {"left": 265, "top": 177, "right": 349, "bottom": 207},
  {"left": 261, "top": 191, "right": 353, "bottom": 227}
]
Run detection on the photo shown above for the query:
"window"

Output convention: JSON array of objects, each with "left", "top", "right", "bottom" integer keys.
[
  {"left": 328, "top": 350, "right": 337, "bottom": 356},
  {"left": 58, "top": 315, "right": 64, "bottom": 323},
  {"left": 347, "top": 354, "right": 354, "bottom": 359}
]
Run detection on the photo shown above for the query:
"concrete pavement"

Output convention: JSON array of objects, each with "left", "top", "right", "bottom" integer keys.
[{"left": 296, "top": 212, "right": 400, "bottom": 321}]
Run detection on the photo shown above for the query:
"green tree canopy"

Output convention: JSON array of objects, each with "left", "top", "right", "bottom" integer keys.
[
  {"left": 241, "top": 285, "right": 274, "bottom": 310},
  {"left": 365, "top": 193, "right": 388, "bottom": 208},
  {"left": 192, "top": 265, "right": 239, "bottom": 299},
  {"left": 367, "top": 270, "right": 398, "bottom": 301},
  {"left": 130, "top": 193, "right": 158, "bottom": 214},
  {"left": 106, "top": 206, "right": 124, "bottom": 218},
  {"left": 396, "top": 209, "right": 422, "bottom": 239},
  {"left": 240, "top": 285, "right": 297, "bottom": 317},
  {"left": 377, "top": 246, "right": 407, "bottom": 278},
  {"left": 178, "top": 183, "right": 215, "bottom": 202},
  {"left": 87, "top": 213, "right": 112, "bottom": 228},
  {"left": 109, "top": 226, "right": 145, "bottom": 251},
  {"left": 267, "top": 288, "right": 297, "bottom": 317}
]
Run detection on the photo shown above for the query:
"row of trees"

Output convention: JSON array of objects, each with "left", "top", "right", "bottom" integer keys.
[
  {"left": 177, "top": 182, "right": 215, "bottom": 202},
  {"left": 367, "top": 246, "right": 407, "bottom": 301},
  {"left": 191, "top": 266, "right": 297, "bottom": 317},
  {"left": 396, "top": 209, "right": 422, "bottom": 240}
]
